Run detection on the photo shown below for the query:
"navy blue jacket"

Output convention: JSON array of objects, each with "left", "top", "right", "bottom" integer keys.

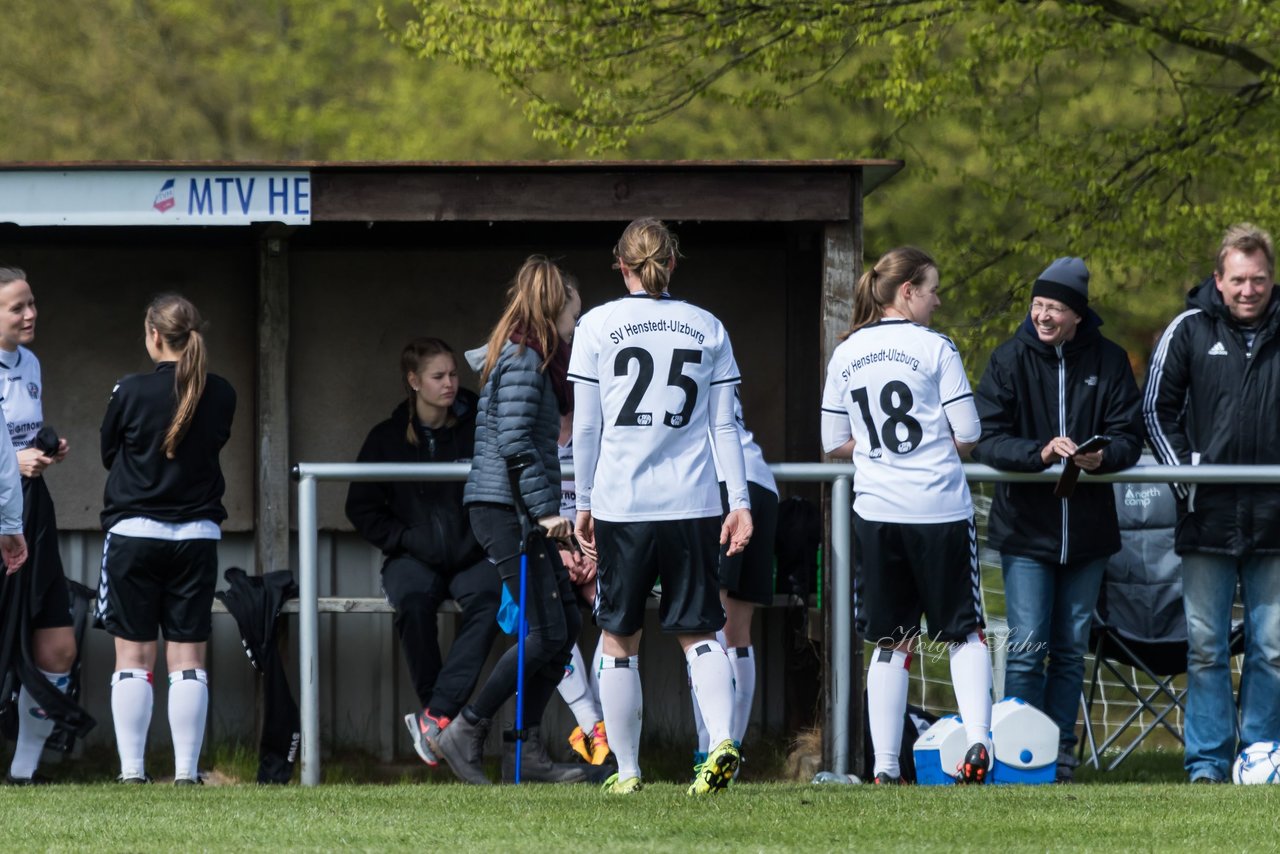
[{"left": 973, "top": 311, "right": 1144, "bottom": 564}]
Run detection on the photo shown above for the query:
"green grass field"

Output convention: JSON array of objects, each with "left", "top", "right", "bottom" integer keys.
[
  {"left": 1, "top": 752, "right": 1276, "bottom": 852},
  {"left": 2, "top": 777, "right": 1279, "bottom": 852}
]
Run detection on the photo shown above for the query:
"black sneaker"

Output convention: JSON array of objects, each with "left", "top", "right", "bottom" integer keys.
[
  {"left": 174, "top": 776, "right": 204, "bottom": 786},
  {"left": 873, "top": 772, "right": 904, "bottom": 785},
  {"left": 957, "top": 743, "right": 990, "bottom": 785},
  {"left": 117, "top": 773, "right": 152, "bottom": 784}
]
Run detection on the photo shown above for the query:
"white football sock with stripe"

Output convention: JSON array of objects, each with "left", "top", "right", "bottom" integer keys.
[
  {"left": 557, "top": 644, "right": 601, "bottom": 732},
  {"left": 598, "top": 653, "right": 643, "bottom": 780},
  {"left": 728, "top": 645, "right": 755, "bottom": 745},
  {"left": 8, "top": 669, "right": 70, "bottom": 779},
  {"left": 685, "top": 641, "right": 734, "bottom": 748},
  {"left": 949, "top": 632, "right": 993, "bottom": 751},
  {"left": 111, "top": 669, "right": 153, "bottom": 779},
  {"left": 867, "top": 647, "right": 910, "bottom": 778},
  {"left": 169, "top": 669, "right": 209, "bottom": 781}
]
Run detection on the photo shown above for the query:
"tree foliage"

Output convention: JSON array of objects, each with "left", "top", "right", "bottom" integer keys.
[
  {"left": 389, "top": 0, "right": 1280, "bottom": 361},
  {"left": 0, "top": 0, "right": 562, "bottom": 161}
]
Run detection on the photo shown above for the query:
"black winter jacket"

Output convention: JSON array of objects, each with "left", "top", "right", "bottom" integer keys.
[
  {"left": 973, "top": 311, "right": 1145, "bottom": 564},
  {"left": 1143, "top": 278, "right": 1280, "bottom": 556},
  {"left": 345, "top": 391, "right": 485, "bottom": 572},
  {"left": 463, "top": 342, "right": 561, "bottom": 519},
  {"left": 100, "top": 363, "right": 236, "bottom": 530}
]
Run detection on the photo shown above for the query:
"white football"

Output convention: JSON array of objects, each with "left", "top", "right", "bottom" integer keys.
[{"left": 1232, "top": 741, "right": 1280, "bottom": 784}]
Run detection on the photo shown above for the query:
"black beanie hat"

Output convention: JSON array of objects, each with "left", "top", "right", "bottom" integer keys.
[{"left": 1031, "top": 257, "right": 1089, "bottom": 317}]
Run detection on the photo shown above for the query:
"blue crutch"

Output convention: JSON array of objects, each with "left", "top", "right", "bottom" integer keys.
[{"left": 504, "top": 451, "right": 537, "bottom": 785}]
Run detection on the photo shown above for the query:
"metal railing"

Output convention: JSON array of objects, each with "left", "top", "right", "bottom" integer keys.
[{"left": 291, "top": 460, "right": 1280, "bottom": 785}]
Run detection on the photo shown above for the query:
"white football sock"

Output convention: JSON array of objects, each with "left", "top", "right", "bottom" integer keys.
[
  {"left": 949, "top": 632, "right": 993, "bottom": 750},
  {"left": 867, "top": 647, "right": 910, "bottom": 778},
  {"left": 686, "top": 641, "right": 734, "bottom": 748},
  {"left": 689, "top": 663, "right": 710, "bottom": 753},
  {"left": 598, "top": 653, "right": 643, "bottom": 780},
  {"left": 8, "top": 669, "right": 70, "bottom": 779},
  {"left": 728, "top": 645, "right": 755, "bottom": 745},
  {"left": 558, "top": 644, "right": 601, "bottom": 732},
  {"left": 586, "top": 634, "right": 604, "bottom": 706},
  {"left": 168, "top": 669, "right": 209, "bottom": 781},
  {"left": 111, "top": 669, "right": 153, "bottom": 779}
]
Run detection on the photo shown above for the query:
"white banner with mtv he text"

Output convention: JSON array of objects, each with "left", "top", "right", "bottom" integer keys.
[{"left": 0, "top": 171, "right": 312, "bottom": 226}]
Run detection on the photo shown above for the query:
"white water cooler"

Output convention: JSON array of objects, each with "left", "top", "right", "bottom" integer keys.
[
  {"left": 912, "top": 714, "right": 968, "bottom": 785},
  {"left": 989, "top": 696, "right": 1057, "bottom": 784}
]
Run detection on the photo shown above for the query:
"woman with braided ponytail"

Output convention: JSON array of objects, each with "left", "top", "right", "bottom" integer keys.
[
  {"left": 821, "top": 246, "right": 992, "bottom": 785},
  {"left": 97, "top": 294, "right": 235, "bottom": 784},
  {"left": 570, "top": 217, "right": 753, "bottom": 795}
]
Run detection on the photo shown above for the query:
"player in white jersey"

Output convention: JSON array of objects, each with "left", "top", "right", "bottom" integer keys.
[
  {"left": 0, "top": 266, "right": 74, "bottom": 785},
  {"left": 820, "top": 246, "right": 993, "bottom": 785},
  {"left": 571, "top": 218, "right": 752, "bottom": 795},
  {"left": 553, "top": 413, "right": 611, "bottom": 765},
  {"left": 689, "top": 391, "right": 778, "bottom": 773}
]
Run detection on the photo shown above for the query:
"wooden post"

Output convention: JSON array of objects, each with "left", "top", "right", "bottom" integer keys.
[
  {"left": 820, "top": 170, "right": 864, "bottom": 776},
  {"left": 257, "top": 231, "right": 291, "bottom": 575}
]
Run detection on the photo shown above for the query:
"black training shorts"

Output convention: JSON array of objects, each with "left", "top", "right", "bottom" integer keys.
[
  {"left": 95, "top": 533, "right": 219, "bottom": 643},
  {"left": 594, "top": 516, "right": 724, "bottom": 636},
  {"left": 718, "top": 481, "right": 777, "bottom": 606},
  {"left": 853, "top": 513, "right": 984, "bottom": 645}
]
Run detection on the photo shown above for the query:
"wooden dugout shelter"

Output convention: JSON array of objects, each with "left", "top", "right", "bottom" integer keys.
[{"left": 0, "top": 160, "right": 901, "bottom": 769}]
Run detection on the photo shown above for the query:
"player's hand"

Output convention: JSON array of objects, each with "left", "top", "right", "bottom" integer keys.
[
  {"left": 560, "top": 546, "right": 585, "bottom": 583},
  {"left": 537, "top": 515, "right": 571, "bottom": 541},
  {"left": 52, "top": 438, "right": 70, "bottom": 463},
  {"left": 1073, "top": 448, "right": 1104, "bottom": 472},
  {"left": 579, "top": 554, "right": 598, "bottom": 586},
  {"left": 575, "top": 510, "right": 598, "bottom": 563},
  {"left": 16, "top": 447, "right": 53, "bottom": 478},
  {"left": 1040, "top": 436, "right": 1077, "bottom": 466},
  {"left": 1, "top": 533, "right": 28, "bottom": 574},
  {"left": 721, "top": 508, "right": 753, "bottom": 557}
]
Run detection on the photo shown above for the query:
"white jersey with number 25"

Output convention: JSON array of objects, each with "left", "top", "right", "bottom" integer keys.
[
  {"left": 821, "top": 318, "right": 978, "bottom": 524},
  {"left": 570, "top": 293, "right": 742, "bottom": 522}
]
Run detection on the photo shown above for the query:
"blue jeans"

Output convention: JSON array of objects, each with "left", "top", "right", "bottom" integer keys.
[
  {"left": 1182, "top": 552, "right": 1280, "bottom": 782},
  {"left": 1001, "top": 554, "right": 1107, "bottom": 753}
]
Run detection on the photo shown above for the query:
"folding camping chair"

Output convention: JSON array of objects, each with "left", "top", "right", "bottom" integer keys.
[{"left": 1078, "top": 476, "right": 1243, "bottom": 771}]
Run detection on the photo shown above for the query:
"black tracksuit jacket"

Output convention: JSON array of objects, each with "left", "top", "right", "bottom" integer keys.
[
  {"left": 973, "top": 311, "right": 1145, "bottom": 565},
  {"left": 1143, "top": 279, "right": 1280, "bottom": 556},
  {"left": 100, "top": 363, "right": 236, "bottom": 530},
  {"left": 344, "top": 391, "right": 485, "bottom": 572}
]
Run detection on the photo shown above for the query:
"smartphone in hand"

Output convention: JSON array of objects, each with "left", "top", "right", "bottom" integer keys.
[{"left": 1073, "top": 434, "right": 1112, "bottom": 455}]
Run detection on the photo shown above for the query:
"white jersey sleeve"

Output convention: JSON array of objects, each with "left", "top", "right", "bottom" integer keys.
[
  {"left": 0, "top": 407, "right": 22, "bottom": 534},
  {"left": 821, "top": 358, "right": 855, "bottom": 454},
  {"left": 710, "top": 383, "right": 749, "bottom": 511},
  {"left": 712, "top": 388, "right": 778, "bottom": 494},
  {"left": 557, "top": 441, "right": 576, "bottom": 519},
  {"left": 937, "top": 342, "right": 980, "bottom": 443}
]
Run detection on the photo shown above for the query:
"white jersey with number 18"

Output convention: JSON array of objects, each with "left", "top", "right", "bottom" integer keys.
[
  {"left": 569, "top": 293, "right": 740, "bottom": 522},
  {"left": 821, "top": 318, "right": 975, "bottom": 524}
]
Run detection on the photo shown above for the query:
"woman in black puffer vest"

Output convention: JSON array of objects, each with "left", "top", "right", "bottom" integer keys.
[
  {"left": 345, "top": 338, "right": 500, "bottom": 767},
  {"left": 431, "top": 256, "right": 586, "bottom": 785}
]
